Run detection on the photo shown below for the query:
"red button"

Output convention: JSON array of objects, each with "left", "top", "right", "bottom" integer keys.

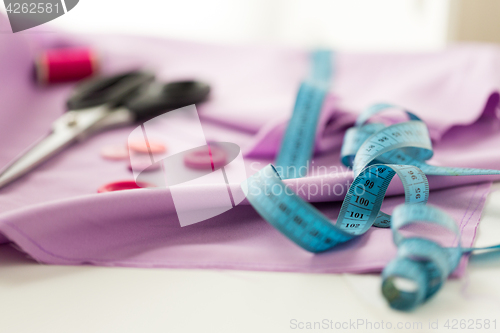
[{"left": 97, "top": 180, "right": 153, "bottom": 193}]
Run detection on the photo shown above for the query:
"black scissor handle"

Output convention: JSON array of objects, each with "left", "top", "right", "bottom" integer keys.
[
  {"left": 125, "top": 80, "right": 211, "bottom": 122},
  {"left": 67, "top": 71, "right": 155, "bottom": 110}
]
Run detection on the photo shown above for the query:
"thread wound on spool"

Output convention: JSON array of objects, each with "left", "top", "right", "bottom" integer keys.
[{"left": 36, "top": 48, "right": 99, "bottom": 85}]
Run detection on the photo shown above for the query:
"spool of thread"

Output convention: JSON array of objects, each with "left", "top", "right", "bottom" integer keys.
[{"left": 36, "top": 48, "right": 99, "bottom": 85}]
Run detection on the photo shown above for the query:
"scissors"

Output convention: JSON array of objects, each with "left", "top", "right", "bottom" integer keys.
[{"left": 0, "top": 70, "right": 211, "bottom": 189}]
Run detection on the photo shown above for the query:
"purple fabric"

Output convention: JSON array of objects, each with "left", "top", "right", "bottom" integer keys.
[{"left": 1, "top": 13, "right": 500, "bottom": 275}]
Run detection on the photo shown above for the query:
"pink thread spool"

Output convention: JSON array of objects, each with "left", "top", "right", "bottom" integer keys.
[{"left": 36, "top": 48, "right": 99, "bottom": 85}]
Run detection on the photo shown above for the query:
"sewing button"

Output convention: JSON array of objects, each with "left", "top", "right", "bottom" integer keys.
[
  {"left": 184, "top": 145, "right": 227, "bottom": 170},
  {"left": 128, "top": 139, "right": 166, "bottom": 154},
  {"left": 100, "top": 145, "right": 129, "bottom": 160},
  {"left": 128, "top": 156, "right": 161, "bottom": 172},
  {"left": 97, "top": 180, "right": 153, "bottom": 193}
]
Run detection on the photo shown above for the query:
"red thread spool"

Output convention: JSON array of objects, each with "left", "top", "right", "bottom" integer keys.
[{"left": 36, "top": 48, "right": 99, "bottom": 84}]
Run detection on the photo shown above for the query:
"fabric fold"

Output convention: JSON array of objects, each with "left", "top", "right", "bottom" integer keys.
[{"left": 1, "top": 13, "right": 500, "bottom": 274}]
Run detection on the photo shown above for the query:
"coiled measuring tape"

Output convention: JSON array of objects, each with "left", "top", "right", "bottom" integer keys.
[
  {"left": 242, "top": 163, "right": 428, "bottom": 253},
  {"left": 383, "top": 204, "right": 500, "bottom": 311},
  {"left": 341, "top": 103, "right": 500, "bottom": 177},
  {"left": 242, "top": 51, "right": 500, "bottom": 310}
]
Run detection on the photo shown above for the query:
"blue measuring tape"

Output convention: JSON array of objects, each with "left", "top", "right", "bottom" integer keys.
[
  {"left": 341, "top": 103, "right": 500, "bottom": 177},
  {"left": 275, "top": 50, "right": 333, "bottom": 179},
  {"left": 383, "top": 204, "right": 500, "bottom": 311},
  {"left": 242, "top": 163, "right": 428, "bottom": 252},
  {"left": 242, "top": 50, "right": 500, "bottom": 311}
]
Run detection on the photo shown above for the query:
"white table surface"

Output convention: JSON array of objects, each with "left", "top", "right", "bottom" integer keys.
[{"left": 1, "top": 182, "right": 499, "bottom": 333}]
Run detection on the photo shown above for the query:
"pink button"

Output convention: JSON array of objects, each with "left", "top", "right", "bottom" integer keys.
[
  {"left": 97, "top": 180, "right": 153, "bottom": 193},
  {"left": 100, "top": 145, "right": 129, "bottom": 160},
  {"left": 184, "top": 145, "right": 227, "bottom": 170},
  {"left": 128, "top": 139, "right": 166, "bottom": 154}
]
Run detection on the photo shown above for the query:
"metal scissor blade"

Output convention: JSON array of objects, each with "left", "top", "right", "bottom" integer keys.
[{"left": 0, "top": 106, "right": 111, "bottom": 190}]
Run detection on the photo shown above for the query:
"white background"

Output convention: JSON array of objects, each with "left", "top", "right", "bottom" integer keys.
[{"left": 3, "top": 0, "right": 452, "bottom": 51}]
